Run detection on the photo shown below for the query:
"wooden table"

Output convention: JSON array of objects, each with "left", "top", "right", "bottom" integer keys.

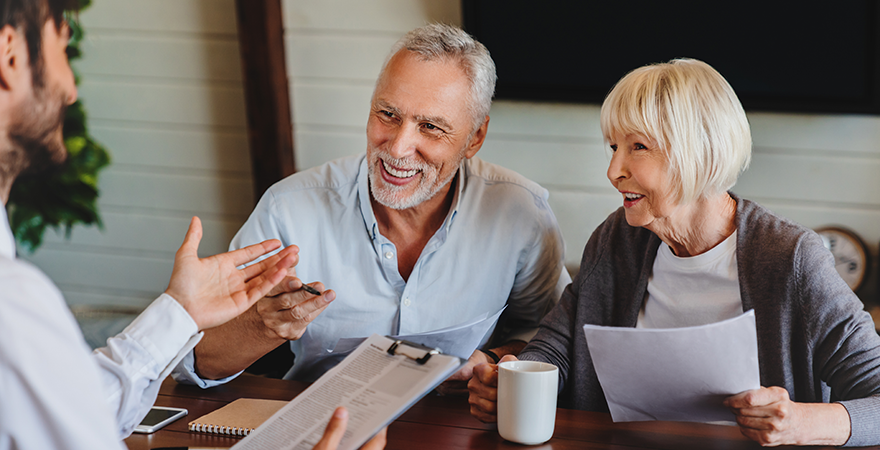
[{"left": 125, "top": 375, "right": 860, "bottom": 450}]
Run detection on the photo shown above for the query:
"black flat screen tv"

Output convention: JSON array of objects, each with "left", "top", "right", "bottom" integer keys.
[{"left": 462, "top": 1, "right": 880, "bottom": 115}]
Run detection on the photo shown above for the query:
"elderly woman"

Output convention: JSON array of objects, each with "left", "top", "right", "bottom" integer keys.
[{"left": 468, "top": 58, "right": 880, "bottom": 447}]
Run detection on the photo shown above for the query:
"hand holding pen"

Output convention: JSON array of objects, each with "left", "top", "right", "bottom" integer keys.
[{"left": 255, "top": 267, "right": 336, "bottom": 341}]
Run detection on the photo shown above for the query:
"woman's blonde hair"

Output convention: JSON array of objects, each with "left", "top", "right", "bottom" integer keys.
[{"left": 600, "top": 58, "right": 751, "bottom": 204}]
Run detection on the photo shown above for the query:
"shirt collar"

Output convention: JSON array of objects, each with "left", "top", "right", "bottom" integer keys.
[
  {"left": 0, "top": 205, "right": 16, "bottom": 259},
  {"left": 357, "top": 155, "right": 466, "bottom": 241}
]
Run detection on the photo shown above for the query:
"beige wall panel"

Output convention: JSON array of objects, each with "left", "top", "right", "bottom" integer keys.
[
  {"left": 292, "top": 83, "right": 373, "bottom": 128},
  {"left": 79, "top": 0, "right": 237, "bottom": 35},
  {"left": 735, "top": 153, "right": 880, "bottom": 207},
  {"left": 295, "top": 130, "right": 365, "bottom": 170},
  {"left": 754, "top": 201, "right": 880, "bottom": 250},
  {"left": 749, "top": 112, "right": 880, "bottom": 154},
  {"left": 97, "top": 169, "right": 253, "bottom": 217},
  {"left": 78, "top": 80, "right": 246, "bottom": 128},
  {"left": 489, "top": 101, "right": 604, "bottom": 139},
  {"left": 546, "top": 191, "right": 623, "bottom": 267},
  {"left": 75, "top": 33, "right": 242, "bottom": 82},
  {"left": 90, "top": 124, "right": 250, "bottom": 173},
  {"left": 24, "top": 249, "right": 173, "bottom": 294},
  {"left": 38, "top": 212, "right": 243, "bottom": 258},
  {"left": 61, "top": 289, "right": 157, "bottom": 310},
  {"left": 479, "top": 137, "right": 611, "bottom": 191},
  {"left": 283, "top": 0, "right": 461, "bottom": 32},
  {"left": 285, "top": 34, "right": 396, "bottom": 81}
]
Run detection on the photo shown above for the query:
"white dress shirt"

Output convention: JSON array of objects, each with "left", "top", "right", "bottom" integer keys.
[
  {"left": 174, "top": 154, "right": 570, "bottom": 384},
  {"left": 0, "top": 207, "right": 203, "bottom": 449}
]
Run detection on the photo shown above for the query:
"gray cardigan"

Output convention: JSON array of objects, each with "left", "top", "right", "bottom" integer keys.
[{"left": 520, "top": 194, "right": 880, "bottom": 446}]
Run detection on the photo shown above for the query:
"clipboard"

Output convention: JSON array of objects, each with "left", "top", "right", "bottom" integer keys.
[
  {"left": 384, "top": 337, "right": 442, "bottom": 364},
  {"left": 232, "top": 334, "right": 464, "bottom": 450}
]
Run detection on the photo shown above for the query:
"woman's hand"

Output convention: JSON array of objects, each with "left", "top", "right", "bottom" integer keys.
[
  {"left": 724, "top": 386, "right": 851, "bottom": 446},
  {"left": 313, "top": 407, "right": 387, "bottom": 450},
  {"left": 467, "top": 354, "right": 518, "bottom": 422}
]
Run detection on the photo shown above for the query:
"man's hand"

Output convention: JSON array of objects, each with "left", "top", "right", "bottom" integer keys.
[
  {"left": 313, "top": 407, "right": 387, "bottom": 450},
  {"left": 255, "top": 282, "right": 336, "bottom": 341},
  {"left": 467, "top": 354, "right": 518, "bottom": 423},
  {"left": 724, "top": 386, "right": 851, "bottom": 446},
  {"left": 435, "top": 349, "right": 492, "bottom": 396},
  {"left": 265, "top": 268, "right": 303, "bottom": 298},
  {"left": 164, "top": 217, "right": 299, "bottom": 331}
]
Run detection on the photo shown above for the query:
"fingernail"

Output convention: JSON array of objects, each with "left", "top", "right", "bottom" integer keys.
[
  {"left": 288, "top": 280, "right": 298, "bottom": 290},
  {"left": 334, "top": 407, "right": 348, "bottom": 418},
  {"left": 324, "top": 291, "right": 336, "bottom": 302}
]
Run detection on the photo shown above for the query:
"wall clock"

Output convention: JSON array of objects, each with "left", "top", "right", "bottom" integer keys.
[{"left": 814, "top": 226, "right": 870, "bottom": 292}]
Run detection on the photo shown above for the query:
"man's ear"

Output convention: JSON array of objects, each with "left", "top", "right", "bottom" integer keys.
[
  {"left": 0, "top": 25, "right": 26, "bottom": 92},
  {"left": 464, "top": 116, "right": 490, "bottom": 159}
]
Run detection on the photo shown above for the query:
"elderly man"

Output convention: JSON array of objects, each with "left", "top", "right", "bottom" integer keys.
[
  {"left": 0, "top": 0, "right": 383, "bottom": 448},
  {"left": 177, "top": 24, "right": 569, "bottom": 389}
]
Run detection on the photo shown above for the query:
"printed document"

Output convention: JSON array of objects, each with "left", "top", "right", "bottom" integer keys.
[
  {"left": 583, "top": 310, "right": 760, "bottom": 423},
  {"left": 332, "top": 306, "right": 506, "bottom": 359},
  {"left": 232, "top": 334, "right": 462, "bottom": 450}
]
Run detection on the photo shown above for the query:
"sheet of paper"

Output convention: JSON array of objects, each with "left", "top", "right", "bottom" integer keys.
[
  {"left": 232, "top": 334, "right": 462, "bottom": 450},
  {"left": 332, "top": 306, "right": 506, "bottom": 360},
  {"left": 582, "top": 310, "right": 760, "bottom": 423}
]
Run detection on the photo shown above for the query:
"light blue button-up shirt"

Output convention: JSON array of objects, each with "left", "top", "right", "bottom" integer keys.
[{"left": 174, "top": 154, "right": 569, "bottom": 383}]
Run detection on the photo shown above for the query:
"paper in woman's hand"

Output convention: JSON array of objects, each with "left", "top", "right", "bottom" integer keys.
[{"left": 583, "top": 310, "right": 760, "bottom": 423}]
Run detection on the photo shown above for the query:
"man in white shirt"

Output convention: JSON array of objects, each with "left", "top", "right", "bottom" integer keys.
[{"left": 0, "top": 1, "right": 384, "bottom": 448}]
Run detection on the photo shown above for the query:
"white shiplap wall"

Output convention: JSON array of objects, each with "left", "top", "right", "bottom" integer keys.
[
  {"left": 283, "top": 0, "right": 880, "bottom": 304},
  {"left": 20, "top": 0, "right": 254, "bottom": 310}
]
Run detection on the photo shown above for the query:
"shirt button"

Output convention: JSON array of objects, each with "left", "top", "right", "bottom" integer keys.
[
  {"left": 403, "top": 298, "right": 411, "bottom": 307},
  {"left": 384, "top": 251, "right": 394, "bottom": 259}
]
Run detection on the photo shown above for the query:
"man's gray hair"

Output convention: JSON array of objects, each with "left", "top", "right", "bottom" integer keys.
[{"left": 380, "top": 23, "right": 496, "bottom": 132}]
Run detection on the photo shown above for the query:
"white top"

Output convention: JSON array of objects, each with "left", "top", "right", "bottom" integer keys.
[
  {"left": 0, "top": 207, "right": 203, "bottom": 450},
  {"left": 637, "top": 231, "right": 742, "bottom": 329},
  {"left": 174, "top": 154, "right": 569, "bottom": 384}
]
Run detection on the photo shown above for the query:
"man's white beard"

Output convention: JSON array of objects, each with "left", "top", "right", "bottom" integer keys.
[{"left": 368, "top": 152, "right": 461, "bottom": 210}]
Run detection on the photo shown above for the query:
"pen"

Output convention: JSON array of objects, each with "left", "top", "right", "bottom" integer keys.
[{"left": 300, "top": 284, "right": 321, "bottom": 296}]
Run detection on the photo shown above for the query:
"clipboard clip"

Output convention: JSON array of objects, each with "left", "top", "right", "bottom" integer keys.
[{"left": 386, "top": 338, "right": 441, "bottom": 365}]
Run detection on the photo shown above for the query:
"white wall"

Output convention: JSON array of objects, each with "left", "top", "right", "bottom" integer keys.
[
  {"left": 21, "top": 0, "right": 253, "bottom": 310},
  {"left": 283, "top": 0, "right": 880, "bottom": 304},
  {"left": 23, "top": 0, "right": 880, "bottom": 310}
]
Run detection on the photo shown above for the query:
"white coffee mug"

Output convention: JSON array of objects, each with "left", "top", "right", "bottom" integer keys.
[{"left": 497, "top": 360, "right": 558, "bottom": 445}]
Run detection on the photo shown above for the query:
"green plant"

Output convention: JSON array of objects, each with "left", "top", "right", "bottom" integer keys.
[{"left": 6, "top": 0, "right": 111, "bottom": 253}]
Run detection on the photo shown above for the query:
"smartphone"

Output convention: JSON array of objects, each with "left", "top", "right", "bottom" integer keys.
[{"left": 133, "top": 406, "right": 188, "bottom": 434}]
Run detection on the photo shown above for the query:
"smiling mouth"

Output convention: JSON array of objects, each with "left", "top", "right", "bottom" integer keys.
[
  {"left": 383, "top": 160, "right": 420, "bottom": 179},
  {"left": 622, "top": 192, "right": 644, "bottom": 207}
]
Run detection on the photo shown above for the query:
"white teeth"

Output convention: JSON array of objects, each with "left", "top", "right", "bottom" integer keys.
[
  {"left": 383, "top": 161, "right": 418, "bottom": 178},
  {"left": 624, "top": 192, "right": 643, "bottom": 200}
]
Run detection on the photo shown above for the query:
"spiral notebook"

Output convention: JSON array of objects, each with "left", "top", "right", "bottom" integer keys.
[{"left": 188, "top": 398, "right": 287, "bottom": 436}]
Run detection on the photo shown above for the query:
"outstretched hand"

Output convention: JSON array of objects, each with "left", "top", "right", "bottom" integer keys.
[{"left": 164, "top": 216, "right": 300, "bottom": 330}]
